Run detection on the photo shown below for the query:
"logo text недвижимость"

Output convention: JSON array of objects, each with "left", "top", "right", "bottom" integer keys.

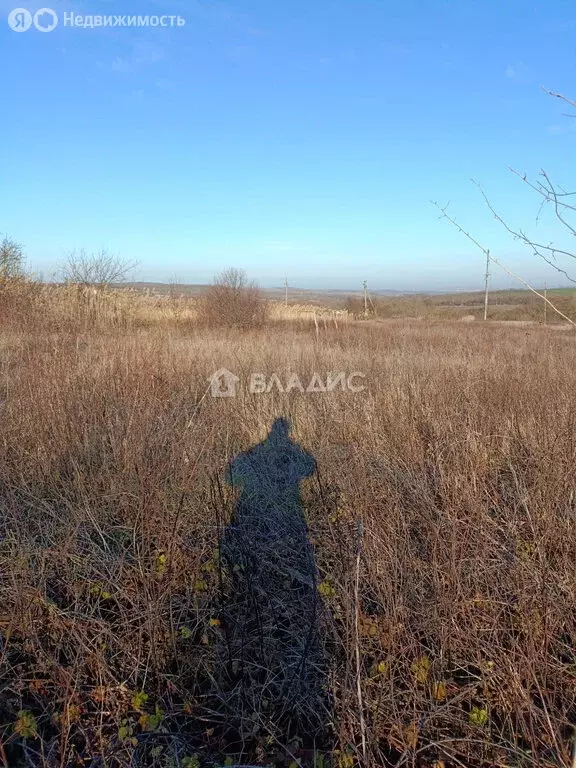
[{"left": 8, "top": 8, "right": 185, "bottom": 32}]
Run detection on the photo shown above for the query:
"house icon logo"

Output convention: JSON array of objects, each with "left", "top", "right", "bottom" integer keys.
[{"left": 208, "top": 368, "right": 240, "bottom": 398}]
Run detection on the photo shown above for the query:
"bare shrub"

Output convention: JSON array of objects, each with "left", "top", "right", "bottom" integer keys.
[
  {"left": 344, "top": 295, "right": 362, "bottom": 317},
  {"left": 0, "top": 236, "right": 25, "bottom": 284},
  {"left": 58, "top": 249, "right": 137, "bottom": 330},
  {"left": 62, "top": 248, "right": 136, "bottom": 289},
  {"left": 199, "top": 267, "right": 268, "bottom": 328},
  {"left": 0, "top": 237, "right": 42, "bottom": 328}
]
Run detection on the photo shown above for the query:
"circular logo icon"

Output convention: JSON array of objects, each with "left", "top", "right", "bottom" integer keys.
[
  {"left": 8, "top": 8, "right": 32, "bottom": 31},
  {"left": 33, "top": 7, "right": 58, "bottom": 32}
]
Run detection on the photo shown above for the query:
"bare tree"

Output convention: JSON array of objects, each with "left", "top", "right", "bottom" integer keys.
[
  {"left": 62, "top": 249, "right": 137, "bottom": 289},
  {"left": 200, "top": 267, "right": 268, "bottom": 328},
  {"left": 0, "top": 236, "right": 25, "bottom": 284}
]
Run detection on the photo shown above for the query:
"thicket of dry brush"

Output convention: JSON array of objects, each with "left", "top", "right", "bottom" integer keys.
[
  {"left": 198, "top": 268, "right": 269, "bottom": 329},
  {"left": 0, "top": 292, "right": 575, "bottom": 767}
]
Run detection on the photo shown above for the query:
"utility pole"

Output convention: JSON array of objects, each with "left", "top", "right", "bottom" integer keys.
[
  {"left": 284, "top": 276, "right": 288, "bottom": 307},
  {"left": 544, "top": 281, "right": 547, "bottom": 325},
  {"left": 483, "top": 249, "right": 490, "bottom": 321},
  {"left": 363, "top": 280, "right": 368, "bottom": 318}
]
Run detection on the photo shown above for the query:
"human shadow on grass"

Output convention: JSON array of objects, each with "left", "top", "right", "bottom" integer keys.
[{"left": 213, "top": 417, "right": 330, "bottom": 751}]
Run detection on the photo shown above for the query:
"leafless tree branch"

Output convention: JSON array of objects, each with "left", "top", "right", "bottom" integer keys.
[
  {"left": 508, "top": 167, "right": 576, "bottom": 215},
  {"left": 432, "top": 200, "right": 576, "bottom": 327},
  {"left": 450, "top": 90, "right": 576, "bottom": 283},
  {"left": 541, "top": 87, "right": 576, "bottom": 112},
  {"left": 471, "top": 179, "right": 576, "bottom": 284},
  {"left": 432, "top": 200, "right": 490, "bottom": 255}
]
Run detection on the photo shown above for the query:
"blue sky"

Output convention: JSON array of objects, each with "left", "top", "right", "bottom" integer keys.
[{"left": 1, "top": 0, "right": 575, "bottom": 290}]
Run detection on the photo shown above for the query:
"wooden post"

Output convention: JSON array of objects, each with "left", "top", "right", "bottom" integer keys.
[
  {"left": 284, "top": 276, "right": 288, "bottom": 307},
  {"left": 363, "top": 280, "right": 368, "bottom": 318},
  {"left": 483, "top": 249, "right": 490, "bottom": 321}
]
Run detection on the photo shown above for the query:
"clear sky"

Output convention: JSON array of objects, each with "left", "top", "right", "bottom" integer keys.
[{"left": 1, "top": 0, "right": 575, "bottom": 290}]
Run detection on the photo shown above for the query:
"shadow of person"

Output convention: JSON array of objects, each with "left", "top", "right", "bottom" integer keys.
[{"left": 215, "top": 417, "right": 329, "bottom": 749}]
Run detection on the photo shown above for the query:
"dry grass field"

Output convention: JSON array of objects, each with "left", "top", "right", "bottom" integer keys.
[
  {"left": 1, "top": 285, "right": 576, "bottom": 767},
  {"left": 122, "top": 282, "right": 576, "bottom": 325}
]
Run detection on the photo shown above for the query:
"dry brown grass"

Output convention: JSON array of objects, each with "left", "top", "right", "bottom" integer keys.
[
  {"left": 1, "top": 289, "right": 576, "bottom": 767},
  {"left": 345, "top": 289, "right": 576, "bottom": 323}
]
